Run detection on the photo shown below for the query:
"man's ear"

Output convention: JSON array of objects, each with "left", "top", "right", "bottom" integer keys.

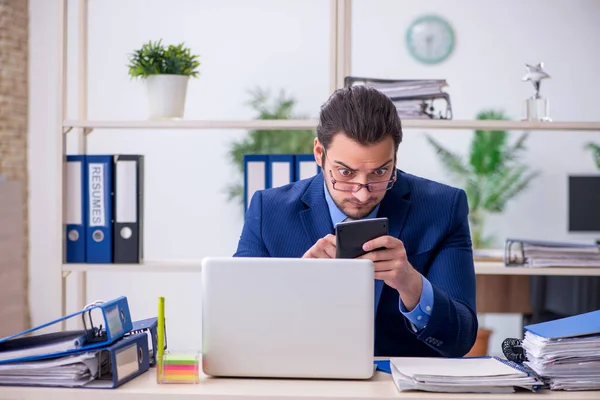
[{"left": 313, "top": 137, "right": 323, "bottom": 166}]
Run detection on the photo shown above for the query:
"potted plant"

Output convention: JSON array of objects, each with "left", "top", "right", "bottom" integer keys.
[
  {"left": 127, "top": 40, "right": 200, "bottom": 119},
  {"left": 425, "top": 109, "right": 540, "bottom": 250},
  {"left": 226, "top": 87, "right": 315, "bottom": 206},
  {"left": 586, "top": 142, "right": 600, "bottom": 169}
]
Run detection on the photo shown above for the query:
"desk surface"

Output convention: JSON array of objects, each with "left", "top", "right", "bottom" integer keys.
[{"left": 2, "top": 369, "right": 599, "bottom": 400}]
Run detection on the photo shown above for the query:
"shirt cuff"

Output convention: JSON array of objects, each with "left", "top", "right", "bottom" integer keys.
[{"left": 398, "top": 274, "right": 434, "bottom": 331}]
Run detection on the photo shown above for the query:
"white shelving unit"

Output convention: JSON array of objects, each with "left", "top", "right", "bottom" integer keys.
[{"left": 56, "top": 0, "right": 600, "bottom": 320}]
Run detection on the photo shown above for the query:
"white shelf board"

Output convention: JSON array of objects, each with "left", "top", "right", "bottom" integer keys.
[
  {"left": 63, "top": 119, "right": 319, "bottom": 130},
  {"left": 62, "top": 260, "right": 600, "bottom": 276},
  {"left": 63, "top": 119, "right": 600, "bottom": 131},
  {"left": 474, "top": 261, "right": 600, "bottom": 276},
  {"left": 62, "top": 260, "right": 203, "bottom": 273}
]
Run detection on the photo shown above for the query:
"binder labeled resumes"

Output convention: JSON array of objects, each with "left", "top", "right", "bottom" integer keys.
[
  {"left": 66, "top": 155, "right": 87, "bottom": 263},
  {"left": 0, "top": 296, "right": 133, "bottom": 364},
  {"left": 113, "top": 155, "right": 144, "bottom": 263},
  {"left": 86, "top": 155, "right": 114, "bottom": 263},
  {"left": 0, "top": 331, "right": 149, "bottom": 389}
]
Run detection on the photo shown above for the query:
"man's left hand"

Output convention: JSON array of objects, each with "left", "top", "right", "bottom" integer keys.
[{"left": 358, "top": 235, "right": 423, "bottom": 311}]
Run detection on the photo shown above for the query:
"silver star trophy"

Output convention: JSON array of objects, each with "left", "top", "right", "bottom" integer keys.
[{"left": 522, "top": 62, "right": 551, "bottom": 121}]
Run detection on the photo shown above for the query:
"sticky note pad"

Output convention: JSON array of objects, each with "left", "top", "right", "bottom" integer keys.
[{"left": 157, "top": 352, "right": 200, "bottom": 384}]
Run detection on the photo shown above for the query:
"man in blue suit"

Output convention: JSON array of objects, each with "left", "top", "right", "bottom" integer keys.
[{"left": 234, "top": 85, "right": 478, "bottom": 358}]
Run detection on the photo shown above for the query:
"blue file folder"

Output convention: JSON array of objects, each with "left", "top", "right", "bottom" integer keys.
[
  {"left": 294, "top": 154, "right": 321, "bottom": 181},
  {"left": 85, "top": 155, "right": 114, "bottom": 263},
  {"left": 66, "top": 155, "right": 87, "bottom": 263},
  {"left": 524, "top": 309, "right": 600, "bottom": 339},
  {"left": 268, "top": 155, "right": 295, "bottom": 188},
  {"left": 244, "top": 154, "right": 270, "bottom": 211},
  {"left": 124, "top": 317, "right": 164, "bottom": 366},
  {"left": 0, "top": 332, "right": 149, "bottom": 389},
  {"left": 0, "top": 296, "right": 133, "bottom": 364}
]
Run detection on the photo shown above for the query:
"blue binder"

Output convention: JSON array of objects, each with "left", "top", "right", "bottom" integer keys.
[
  {"left": 66, "top": 155, "right": 87, "bottom": 263},
  {"left": 124, "top": 317, "right": 164, "bottom": 366},
  {"left": 85, "top": 155, "right": 114, "bottom": 263},
  {"left": 294, "top": 154, "right": 321, "bottom": 181},
  {"left": 0, "top": 296, "right": 133, "bottom": 364},
  {"left": 0, "top": 332, "right": 149, "bottom": 389},
  {"left": 524, "top": 309, "right": 600, "bottom": 339},
  {"left": 243, "top": 154, "right": 270, "bottom": 211},
  {"left": 268, "top": 154, "right": 295, "bottom": 188}
]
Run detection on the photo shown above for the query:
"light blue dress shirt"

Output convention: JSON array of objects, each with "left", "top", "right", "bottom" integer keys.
[{"left": 324, "top": 183, "right": 434, "bottom": 330}]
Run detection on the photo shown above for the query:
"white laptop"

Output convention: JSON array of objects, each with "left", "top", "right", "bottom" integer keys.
[{"left": 201, "top": 257, "right": 375, "bottom": 379}]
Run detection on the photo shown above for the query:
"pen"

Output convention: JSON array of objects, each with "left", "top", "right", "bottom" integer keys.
[{"left": 157, "top": 296, "right": 165, "bottom": 381}]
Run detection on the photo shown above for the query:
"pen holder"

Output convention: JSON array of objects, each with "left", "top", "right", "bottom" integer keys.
[{"left": 156, "top": 351, "right": 200, "bottom": 384}]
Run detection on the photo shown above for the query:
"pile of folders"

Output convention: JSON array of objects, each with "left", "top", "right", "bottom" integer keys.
[
  {"left": 65, "top": 154, "right": 144, "bottom": 264},
  {"left": 0, "top": 297, "right": 160, "bottom": 389}
]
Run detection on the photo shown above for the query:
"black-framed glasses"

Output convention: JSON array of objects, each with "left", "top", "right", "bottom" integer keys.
[{"left": 329, "top": 169, "right": 396, "bottom": 193}]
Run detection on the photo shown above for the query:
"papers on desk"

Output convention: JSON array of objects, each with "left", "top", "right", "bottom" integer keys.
[
  {"left": 504, "top": 238, "right": 600, "bottom": 267},
  {"left": 389, "top": 356, "right": 542, "bottom": 394},
  {"left": 522, "top": 309, "right": 600, "bottom": 391},
  {"left": 0, "top": 353, "right": 98, "bottom": 387}
]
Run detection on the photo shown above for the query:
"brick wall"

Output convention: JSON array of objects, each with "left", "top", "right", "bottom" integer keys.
[{"left": 0, "top": 0, "right": 30, "bottom": 333}]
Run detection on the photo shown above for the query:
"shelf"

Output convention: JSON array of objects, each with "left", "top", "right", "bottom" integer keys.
[
  {"left": 62, "top": 261, "right": 600, "bottom": 276},
  {"left": 62, "top": 260, "right": 203, "bottom": 273},
  {"left": 473, "top": 262, "right": 600, "bottom": 276},
  {"left": 62, "top": 119, "right": 600, "bottom": 131}
]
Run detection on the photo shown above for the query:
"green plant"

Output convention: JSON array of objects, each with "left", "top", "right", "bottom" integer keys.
[
  {"left": 426, "top": 109, "right": 540, "bottom": 248},
  {"left": 226, "top": 87, "right": 316, "bottom": 205},
  {"left": 127, "top": 40, "right": 200, "bottom": 78},
  {"left": 585, "top": 142, "right": 600, "bottom": 170}
]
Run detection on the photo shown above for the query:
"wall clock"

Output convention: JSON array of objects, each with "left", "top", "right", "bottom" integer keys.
[{"left": 405, "top": 15, "right": 455, "bottom": 64}]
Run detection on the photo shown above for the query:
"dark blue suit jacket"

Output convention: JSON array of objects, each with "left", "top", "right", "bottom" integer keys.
[{"left": 234, "top": 170, "right": 478, "bottom": 357}]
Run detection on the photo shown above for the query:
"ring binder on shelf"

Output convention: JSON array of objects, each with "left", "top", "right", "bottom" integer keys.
[{"left": 0, "top": 296, "right": 133, "bottom": 364}]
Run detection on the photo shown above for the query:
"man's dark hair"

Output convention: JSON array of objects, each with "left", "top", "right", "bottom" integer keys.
[{"left": 316, "top": 85, "right": 403, "bottom": 151}]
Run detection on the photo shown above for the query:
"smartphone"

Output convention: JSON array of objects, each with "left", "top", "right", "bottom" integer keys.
[{"left": 335, "top": 217, "right": 389, "bottom": 259}]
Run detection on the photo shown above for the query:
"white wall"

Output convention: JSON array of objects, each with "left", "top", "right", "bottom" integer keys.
[{"left": 29, "top": 0, "right": 600, "bottom": 356}]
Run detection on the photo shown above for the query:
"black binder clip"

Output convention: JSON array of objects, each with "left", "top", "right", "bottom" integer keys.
[{"left": 502, "top": 338, "right": 527, "bottom": 363}]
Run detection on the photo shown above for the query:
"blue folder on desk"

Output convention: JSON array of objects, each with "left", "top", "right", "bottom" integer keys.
[
  {"left": 0, "top": 296, "right": 133, "bottom": 364},
  {"left": 0, "top": 331, "right": 149, "bottom": 389},
  {"left": 524, "top": 309, "right": 600, "bottom": 339}
]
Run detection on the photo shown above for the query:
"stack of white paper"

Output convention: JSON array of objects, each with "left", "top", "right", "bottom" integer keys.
[
  {"left": 0, "top": 353, "right": 99, "bottom": 387},
  {"left": 523, "top": 331, "right": 600, "bottom": 390},
  {"left": 389, "top": 357, "right": 542, "bottom": 394}
]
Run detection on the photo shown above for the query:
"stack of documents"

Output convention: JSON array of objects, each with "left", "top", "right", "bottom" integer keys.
[
  {"left": 504, "top": 238, "right": 600, "bottom": 267},
  {"left": 389, "top": 356, "right": 542, "bottom": 394},
  {"left": 522, "top": 310, "right": 600, "bottom": 391},
  {"left": 344, "top": 76, "right": 452, "bottom": 120}
]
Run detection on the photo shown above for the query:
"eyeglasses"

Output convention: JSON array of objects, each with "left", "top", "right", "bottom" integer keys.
[{"left": 329, "top": 169, "right": 396, "bottom": 193}]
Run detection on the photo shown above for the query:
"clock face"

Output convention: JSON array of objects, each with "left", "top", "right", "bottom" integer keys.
[{"left": 406, "top": 15, "right": 455, "bottom": 64}]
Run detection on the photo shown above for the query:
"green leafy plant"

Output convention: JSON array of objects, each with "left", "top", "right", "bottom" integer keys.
[
  {"left": 127, "top": 40, "right": 200, "bottom": 78},
  {"left": 585, "top": 142, "right": 600, "bottom": 170},
  {"left": 226, "top": 87, "right": 316, "bottom": 205},
  {"left": 426, "top": 109, "right": 540, "bottom": 248}
]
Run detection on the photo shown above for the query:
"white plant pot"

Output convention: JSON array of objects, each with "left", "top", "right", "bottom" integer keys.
[{"left": 144, "top": 74, "right": 189, "bottom": 120}]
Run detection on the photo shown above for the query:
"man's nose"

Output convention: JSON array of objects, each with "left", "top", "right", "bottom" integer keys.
[{"left": 352, "top": 186, "right": 371, "bottom": 202}]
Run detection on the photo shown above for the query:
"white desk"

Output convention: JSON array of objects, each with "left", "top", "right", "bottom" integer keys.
[
  {"left": 473, "top": 262, "right": 600, "bottom": 276},
  {"left": 1, "top": 369, "right": 598, "bottom": 400}
]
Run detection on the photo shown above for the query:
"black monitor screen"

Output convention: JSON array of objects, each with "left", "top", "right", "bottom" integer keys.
[{"left": 569, "top": 176, "right": 600, "bottom": 232}]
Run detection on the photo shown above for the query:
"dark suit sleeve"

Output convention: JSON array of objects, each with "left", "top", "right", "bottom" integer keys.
[
  {"left": 233, "top": 191, "right": 270, "bottom": 257},
  {"left": 411, "top": 188, "right": 478, "bottom": 357}
]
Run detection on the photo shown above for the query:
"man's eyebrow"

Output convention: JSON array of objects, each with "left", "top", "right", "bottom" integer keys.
[{"left": 333, "top": 159, "right": 393, "bottom": 171}]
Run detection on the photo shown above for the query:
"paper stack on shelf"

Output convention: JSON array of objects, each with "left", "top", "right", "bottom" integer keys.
[
  {"left": 522, "top": 310, "right": 600, "bottom": 391},
  {"left": 344, "top": 76, "right": 452, "bottom": 120},
  {"left": 389, "top": 356, "right": 542, "bottom": 394},
  {"left": 504, "top": 238, "right": 600, "bottom": 267}
]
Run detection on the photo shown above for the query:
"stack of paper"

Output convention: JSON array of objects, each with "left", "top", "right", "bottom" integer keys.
[
  {"left": 389, "top": 357, "right": 542, "bottom": 394},
  {"left": 522, "top": 310, "right": 600, "bottom": 391},
  {"left": 505, "top": 238, "right": 600, "bottom": 267},
  {"left": 0, "top": 353, "right": 99, "bottom": 387}
]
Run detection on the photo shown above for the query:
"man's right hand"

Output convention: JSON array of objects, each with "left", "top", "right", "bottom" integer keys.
[{"left": 302, "top": 234, "right": 337, "bottom": 258}]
